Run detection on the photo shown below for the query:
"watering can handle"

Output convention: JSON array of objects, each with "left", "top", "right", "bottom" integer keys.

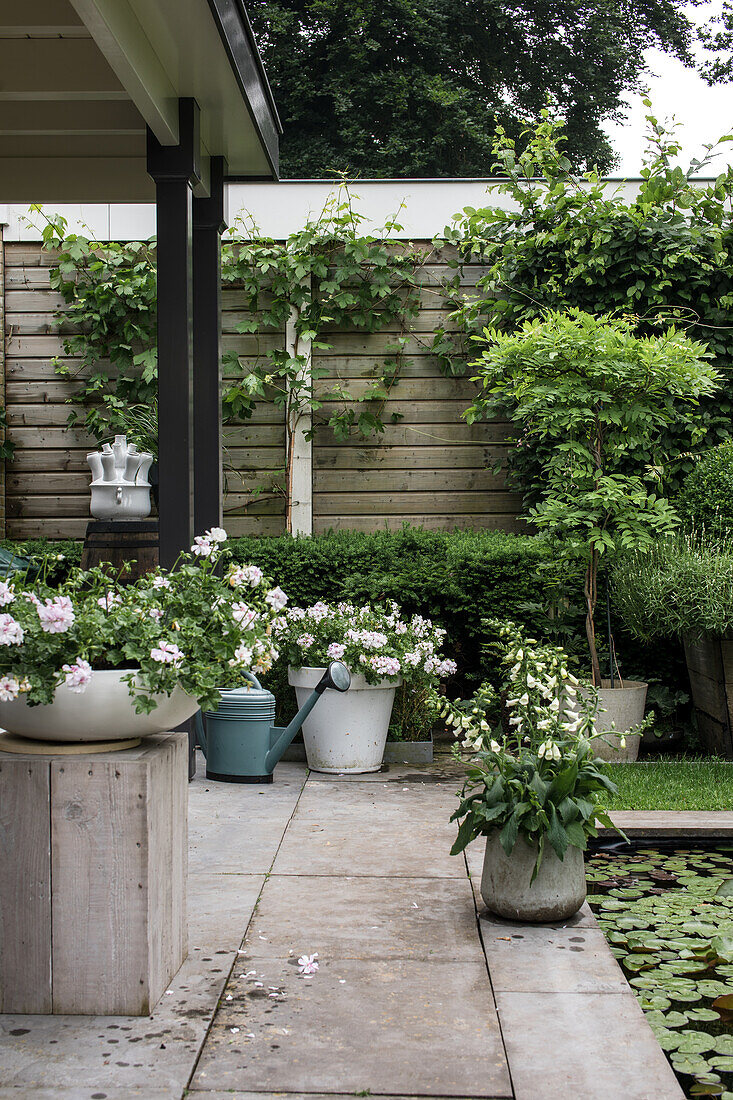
[{"left": 240, "top": 670, "right": 263, "bottom": 689}]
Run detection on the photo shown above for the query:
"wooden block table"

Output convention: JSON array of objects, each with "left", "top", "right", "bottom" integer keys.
[{"left": 0, "top": 732, "right": 187, "bottom": 1015}]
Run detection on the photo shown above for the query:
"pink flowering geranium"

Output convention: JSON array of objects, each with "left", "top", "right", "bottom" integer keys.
[
  {"left": 0, "top": 531, "right": 288, "bottom": 713},
  {"left": 276, "top": 600, "right": 455, "bottom": 688}
]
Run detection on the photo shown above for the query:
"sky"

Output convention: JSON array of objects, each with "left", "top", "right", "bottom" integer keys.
[{"left": 604, "top": 1, "right": 733, "bottom": 175}]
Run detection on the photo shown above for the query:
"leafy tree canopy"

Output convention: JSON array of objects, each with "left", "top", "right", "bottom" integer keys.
[{"left": 248, "top": 0, "right": 694, "bottom": 177}]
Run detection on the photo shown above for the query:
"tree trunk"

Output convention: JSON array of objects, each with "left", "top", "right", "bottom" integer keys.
[{"left": 584, "top": 549, "right": 602, "bottom": 686}]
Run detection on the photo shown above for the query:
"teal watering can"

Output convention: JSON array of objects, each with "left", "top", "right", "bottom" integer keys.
[{"left": 194, "top": 660, "right": 351, "bottom": 783}]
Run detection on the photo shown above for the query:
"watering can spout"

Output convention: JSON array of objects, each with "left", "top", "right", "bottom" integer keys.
[{"left": 264, "top": 661, "right": 351, "bottom": 773}]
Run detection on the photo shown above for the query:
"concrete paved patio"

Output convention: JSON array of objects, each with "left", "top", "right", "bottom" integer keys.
[{"left": 0, "top": 755, "right": 687, "bottom": 1099}]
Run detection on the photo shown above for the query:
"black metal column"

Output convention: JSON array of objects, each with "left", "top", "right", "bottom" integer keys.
[
  {"left": 146, "top": 99, "right": 202, "bottom": 568},
  {"left": 193, "top": 156, "right": 228, "bottom": 536}
]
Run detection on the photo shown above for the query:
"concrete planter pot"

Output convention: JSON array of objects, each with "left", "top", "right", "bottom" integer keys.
[
  {"left": 587, "top": 679, "right": 647, "bottom": 762},
  {"left": 0, "top": 669, "right": 198, "bottom": 743},
  {"left": 288, "top": 666, "right": 400, "bottom": 773},
  {"left": 480, "top": 832, "right": 587, "bottom": 922},
  {"left": 383, "top": 735, "right": 433, "bottom": 764}
]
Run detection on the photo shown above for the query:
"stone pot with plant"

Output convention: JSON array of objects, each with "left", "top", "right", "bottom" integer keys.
[
  {"left": 0, "top": 528, "right": 285, "bottom": 746},
  {"left": 467, "top": 309, "right": 719, "bottom": 760},
  {"left": 442, "top": 620, "right": 621, "bottom": 921},
  {"left": 277, "top": 600, "right": 456, "bottom": 773},
  {"left": 613, "top": 530, "right": 733, "bottom": 758}
]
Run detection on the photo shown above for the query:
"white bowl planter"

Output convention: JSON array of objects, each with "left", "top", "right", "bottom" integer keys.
[
  {"left": 288, "top": 665, "right": 400, "bottom": 773},
  {"left": 0, "top": 669, "right": 199, "bottom": 743},
  {"left": 480, "top": 832, "right": 587, "bottom": 921}
]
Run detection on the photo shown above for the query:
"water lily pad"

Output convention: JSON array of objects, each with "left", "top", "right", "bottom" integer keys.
[
  {"left": 676, "top": 1030, "right": 717, "bottom": 1054},
  {"left": 688, "top": 1008, "right": 722, "bottom": 1023},
  {"left": 714, "top": 1035, "right": 733, "bottom": 1056},
  {"left": 671, "top": 1052, "right": 715, "bottom": 1077},
  {"left": 640, "top": 993, "right": 672, "bottom": 1011},
  {"left": 709, "top": 1056, "right": 733, "bottom": 1072}
]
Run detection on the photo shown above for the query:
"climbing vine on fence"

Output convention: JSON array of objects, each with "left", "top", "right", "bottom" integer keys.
[
  {"left": 35, "top": 189, "right": 436, "bottom": 532},
  {"left": 431, "top": 108, "right": 733, "bottom": 504}
]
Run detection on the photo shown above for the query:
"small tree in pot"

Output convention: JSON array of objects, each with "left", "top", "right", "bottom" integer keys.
[{"left": 467, "top": 310, "right": 718, "bottom": 688}]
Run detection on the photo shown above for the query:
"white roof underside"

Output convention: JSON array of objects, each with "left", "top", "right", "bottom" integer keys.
[{"left": 0, "top": 0, "right": 280, "bottom": 201}]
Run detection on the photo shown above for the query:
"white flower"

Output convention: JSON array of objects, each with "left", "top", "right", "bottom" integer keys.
[
  {"left": 206, "top": 526, "right": 227, "bottom": 543},
  {"left": 191, "top": 536, "right": 213, "bottom": 557},
  {"left": 619, "top": 736, "right": 627, "bottom": 749},
  {"left": 228, "top": 643, "right": 253, "bottom": 667},
  {"left": 548, "top": 698, "right": 560, "bottom": 713},
  {"left": 327, "top": 642, "right": 346, "bottom": 660},
  {"left": 490, "top": 739, "right": 502, "bottom": 753},
  {"left": 297, "top": 633, "right": 315, "bottom": 649},
  {"left": 150, "top": 641, "right": 184, "bottom": 667},
  {"left": 0, "top": 582, "right": 15, "bottom": 607},
  {"left": 97, "top": 591, "right": 122, "bottom": 612},
  {"left": 37, "top": 596, "right": 74, "bottom": 634},
  {"left": 265, "top": 586, "right": 288, "bottom": 611},
  {"left": 229, "top": 564, "right": 263, "bottom": 588},
  {"left": 152, "top": 575, "right": 171, "bottom": 590},
  {"left": 518, "top": 692, "right": 529, "bottom": 706},
  {"left": 297, "top": 952, "right": 319, "bottom": 975},
  {"left": 148, "top": 608, "right": 164, "bottom": 622},
  {"left": 62, "top": 659, "right": 93, "bottom": 694},
  {"left": 232, "top": 602, "right": 258, "bottom": 628},
  {"left": 0, "top": 675, "right": 20, "bottom": 701},
  {"left": 0, "top": 613, "right": 24, "bottom": 646},
  {"left": 538, "top": 740, "right": 561, "bottom": 762}
]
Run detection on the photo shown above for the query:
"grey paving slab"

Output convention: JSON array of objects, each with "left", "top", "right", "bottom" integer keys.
[
  {"left": 0, "top": 1091, "right": 179, "bottom": 1100},
  {"left": 188, "top": 771, "right": 304, "bottom": 825},
  {"left": 0, "top": 950, "right": 233, "bottom": 1093},
  {"left": 190, "top": 1094, "right": 506, "bottom": 1100},
  {"left": 603, "top": 810, "right": 733, "bottom": 837},
  {"left": 188, "top": 873, "right": 265, "bottom": 951},
  {"left": 272, "top": 781, "right": 464, "bottom": 878},
  {"left": 191, "top": 956, "right": 512, "bottom": 1097},
  {"left": 307, "top": 760, "right": 467, "bottom": 784},
  {"left": 479, "top": 922, "right": 629, "bottom": 993},
  {"left": 189, "top": 817, "right": 295, "bottom": 874},
  {"left": 241, "top": 874, "right": 482, "bottom": 961},
  {"left": 496, "top": 991, "right": 684, "bottom": 1100}
]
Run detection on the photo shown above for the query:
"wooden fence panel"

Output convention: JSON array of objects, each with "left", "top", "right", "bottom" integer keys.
[{"left": 3, "top": 241, "right": 519, "bottom": 540}]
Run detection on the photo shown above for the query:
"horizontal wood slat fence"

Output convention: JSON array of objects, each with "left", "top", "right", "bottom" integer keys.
[{"left": 2, "top": 241, "right": 523, "bottom": 540}]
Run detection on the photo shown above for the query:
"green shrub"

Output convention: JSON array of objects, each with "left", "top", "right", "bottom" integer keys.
[
  {"left": 0, "top": 539, "right": 83, "bottom": 584},
  {"left": 677, "top": 442, "right": 733, "bottom": 533},
  {"left": 612, "top": 532, "right": 733, "bottom": 641}
]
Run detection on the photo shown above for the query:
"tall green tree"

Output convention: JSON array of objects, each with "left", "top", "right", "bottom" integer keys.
[{"left": 248, "top": 0, "right": 694, "bottom": 178}]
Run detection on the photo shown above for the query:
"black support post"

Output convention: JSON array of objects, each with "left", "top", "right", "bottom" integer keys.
[
  {"left": 146, "top": 99, "right": 202, "bottom": 568},
  {"left": 193, "top": 156, "right": 228, "bottom": 536}
]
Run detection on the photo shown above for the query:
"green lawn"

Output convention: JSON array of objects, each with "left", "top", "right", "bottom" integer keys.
[{"left": 600, "top": 759, "right": 733, "bottom": 811}]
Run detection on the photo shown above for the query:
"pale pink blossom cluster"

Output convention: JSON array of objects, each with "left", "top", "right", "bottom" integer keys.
[
  {"left": 97, "top": 591, "right": 122, "bottom": 612},
  {"left": 228, "top": 643, "right": 254, "bottom": 667},
  {"left": 327, "top": 641, "right": 346, "bottom": 660},
  {"left": 365, "top": 655, "right": 401, "bottom": 677},
  {"left": 62, "top": 659, "right": 93, "bottom": 693},
  {"left": 232, "top": 602, "right": 258, "bottom": 628},
  {"left": 229, "top": 564, "right": 263, "bottom": 588},
  {"left": 0, "top": 581, "right": 15, "bottom": 607},
  {"left": 152, "top": 575, "right": 171, "bottom": 590},
  {"left": 150, "top": 641, "right": 184, "bottom": 666},
  {"left": 346, "top": 629, "right": 387, "bottom": 650},
  {"left": 288, "top": 606, "right": 306, "bottom": 621},
  {"left": 297, "top": 633, "right": 315, "bottom": 649},
  {"left": 297, "top": 952, "right": 319, "bottom": 976},
  {"left": 265, "top": 586, "right": 288, "bottom": 612},
  {"left": 0, "top": 674, "right": 20, "bottom": 701},
  {"left": 148, "top": 608, "right": 164, "bottom": 622},
  {"left": 0, "top": 613, "right": 24, "bottom": 646},
  {"left": 37, "top": 596, "right": 75, "bottom": 634},
  {"left": 191, "top": 526, "right": 228, "bottom": 558},
  {"left": 309, "top": 602, "right": 330, "bottom": 622}
]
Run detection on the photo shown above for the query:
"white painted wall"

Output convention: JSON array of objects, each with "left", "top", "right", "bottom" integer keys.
[{"left": 0, "top": 177, "right": 717, "bottom": 242}]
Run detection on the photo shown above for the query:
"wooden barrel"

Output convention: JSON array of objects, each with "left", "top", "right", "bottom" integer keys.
[{"left": 81, "top": 520, "right": 159, "bottom": 583}]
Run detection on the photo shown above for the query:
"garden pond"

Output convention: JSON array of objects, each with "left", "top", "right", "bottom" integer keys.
[{"left": 587, "top": 845, "right": 733, "bottom": 1098}]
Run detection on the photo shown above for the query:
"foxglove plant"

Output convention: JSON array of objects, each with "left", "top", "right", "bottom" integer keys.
[
  {"left": 274, "top": 600, "right": 456, "bottom": 687},
  {"left": 444, "top": 621, "right": 622, "bottom": 878},
  {"left": 0, "top": 528, "right": 287, "bottom": 714}
]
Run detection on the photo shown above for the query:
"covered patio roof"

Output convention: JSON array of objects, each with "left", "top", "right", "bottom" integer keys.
[
  {"left": 0, "top": 0, "right": 282, "bottom": 565},
  {"left": 0, "top": 0, "right": 280, "bottom": 200}
]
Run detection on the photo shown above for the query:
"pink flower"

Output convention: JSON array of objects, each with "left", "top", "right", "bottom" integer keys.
[
  {"left": 97, "top": 591, "right": 122, "bottom": 612},
  {"left": 152, "top": 575, "right": 171, "bottom": 590},
  {"left": 148, "top": 608, "right": 164, "bottom": 622},
  {"left": 229, "top": 564, "right": 263, "bottom": 588},
  {"left": 327, "top": 642, "right": 345, "bottom": 660},
  {"left": 150, "top": 641, "right": 184, "bottom": 667},
  {"left": 62, "top": 659, "right": 93, "bottom": 694},
  {"left": 297, "top": 953, "right": 319, "bottom": 976},
  {"left": 368, "top": 655, "right": 401, "bottom": 678},
  {"left": 232, "top": 602, "right": 257, "bottom": 628},
  {"left": 297, "top": 633, "right": 315, "bottom": 649},
  {"left": 37, "top": 596, "right": 75, "bottom": 634},
  {"left": 265, "top": 586, "right": 288, "bottom": 611},
  {"left": 0, "top": 675, "right": 20, "bottom": 701},
  {"left": 436, "top": 658, "right": 457, "bottom": 678},
  {"left": 0, "top": 582, "right": 15, "bottom": 607},
  {"left": 191, "top": 536, "right": 213, "bottom": 557},
  {"left": 0, "top": 613, "right": 24, "bottom": 646}
]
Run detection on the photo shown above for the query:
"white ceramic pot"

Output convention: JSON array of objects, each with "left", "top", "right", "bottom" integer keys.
[
  {"left": 0, "top": 669, "right": 199, "bottom": 743},
  {"left": 480, "top": 832, "right": 587, "bottom": 922},
  {"left": 288, "top": 665, "right": 400, "bottom": 773}
]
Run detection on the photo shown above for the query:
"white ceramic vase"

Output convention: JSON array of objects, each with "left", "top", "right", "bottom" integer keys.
[
  {"left": 288, "top": 666, "right": 400, "bottom": 773},
  {"left": 0, "top": 669, "right": 199, "bottom": 743},
  {"left": 480, "top": 832, "right": 587, "bottom": 922}
]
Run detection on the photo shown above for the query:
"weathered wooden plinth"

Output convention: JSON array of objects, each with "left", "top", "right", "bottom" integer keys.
[{"left": 0, "top": 732, "right": 187, "bottom": 1015}]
